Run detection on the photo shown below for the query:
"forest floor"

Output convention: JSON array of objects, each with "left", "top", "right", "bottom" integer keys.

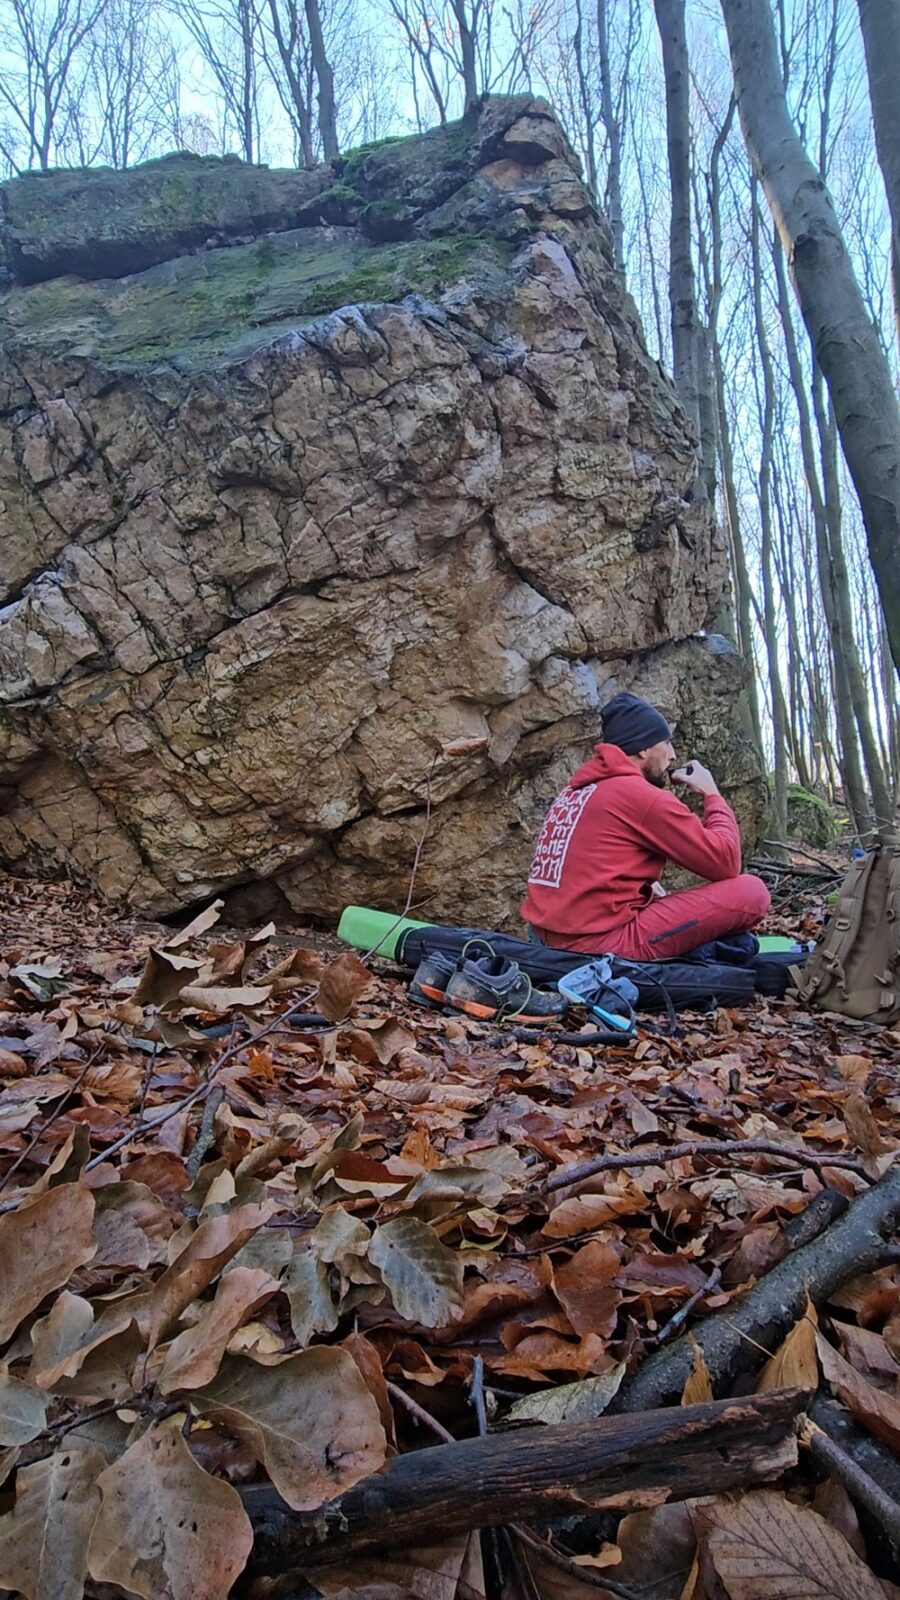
[{"left": 0, "top": 865, "right": 899, "bottom": 1600}]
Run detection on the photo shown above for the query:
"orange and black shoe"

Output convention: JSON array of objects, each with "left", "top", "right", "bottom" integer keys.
[
  {"left": 444, "top": 954, "right": 567, "bottom": 1026},
  {"left": 408, "top": 950, "right": 458, "bottom": 1010}
]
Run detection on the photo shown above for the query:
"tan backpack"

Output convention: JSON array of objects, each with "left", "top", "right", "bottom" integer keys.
[{"left": 792, "top": 829, "right": 900, "bottom": 1023}]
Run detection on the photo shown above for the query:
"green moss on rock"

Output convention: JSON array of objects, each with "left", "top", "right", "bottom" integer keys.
[{"left": 0, "top": 227, "right": 514, "bottom": 369}]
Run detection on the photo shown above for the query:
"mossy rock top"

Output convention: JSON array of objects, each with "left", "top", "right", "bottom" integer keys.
[
  {"left": 0, "top": 228, "right": 515, "bottom": 369},
  {"left": 0, "top": 95, "right": 573, "bottom": 286}
]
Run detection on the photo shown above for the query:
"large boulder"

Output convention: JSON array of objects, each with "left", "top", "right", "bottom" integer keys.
[{"left": 0, "top": 97, "right": 765, "bottom": 926}]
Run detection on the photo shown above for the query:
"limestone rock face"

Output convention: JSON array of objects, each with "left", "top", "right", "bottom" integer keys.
[{"left": 0, "top": 97, "right": 764, "bottom": 925}]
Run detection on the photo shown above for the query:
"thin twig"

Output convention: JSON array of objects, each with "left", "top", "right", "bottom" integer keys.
[
  {"left": 185, "top": 1084, "right": 225, "bottom": 1185},
  {"left": 649, "top": 1265, "right": 722, "bottom": 1346},
  {"left": 360, "top": 754, "right": 439, "bottom": 964},
  {"left": 543, "top": 1139, "right": 866, "bottom": 1193},
  {"left": 514, "top": 1528, "right": 643, "bottom": 1600},
  {"left": 0, "top": 1046, "right": 103, "bottom": 1197},
  {"left": 387, "top": 1381, "right": 454, "bottom": 1444}
]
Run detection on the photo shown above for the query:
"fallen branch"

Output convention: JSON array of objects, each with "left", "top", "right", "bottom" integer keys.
[
  {"left": 241, "top": 1389, "right": 802, "bottom": 1578},
  {"left": 544, "top": 1139, "right": 864, "bottom": 1192},
  {"left": 800, "top": 1412, "right": 900, "bottom": 1550},
  {"left": 611, "top": 1160, "right": 900, "bottom": 1413},
  {"left": 809, "top": 1395, "right": 900, "bottom": 1553}
]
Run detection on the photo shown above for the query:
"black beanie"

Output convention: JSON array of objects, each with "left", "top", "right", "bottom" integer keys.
[{"left": 601, "top": 693, "right": 672, "bottom": 754}]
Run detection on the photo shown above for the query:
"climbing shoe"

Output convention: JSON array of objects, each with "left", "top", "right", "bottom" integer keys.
[
  {"left": 408, "top": 949, "right": 458, "bottom": 1009},
  {"left": 444, "top": 953, "right": 568, "bottom": 1026}
]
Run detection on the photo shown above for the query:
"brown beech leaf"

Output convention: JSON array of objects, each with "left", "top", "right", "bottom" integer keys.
[
  {"left": 0, "top": 1371, "right": 48, "bottom": 1447},
  {"left": 681, "top": 1336, "right": 713, "bottom": 1405},
  {"left": 843, "top": 1092, "right": 889, "bottom": 1158},
  {"left": 132, "top": 948, "right": 204, "bottom": 1007},
  {"left": 318, "top": 952, "right": 373, "bottom": 1023},
  {"left": 0, "top": 1183, "right": 96, "bottom": 1344},
  {"left": 88, "top": 1419, "right": 252, "bottom": 1600},
  {"left": 176, "top": 982, "right": 272, "bottom": 1015},
  {"left": 159, "top": 1266, "right": 280, "bottom": 1392},
  {"left": 306, "top": 1531, "right": 485, "bottom": 1600},
  {"left": 283, "top": 1251, "right": 340, "bottom": 1346},
  {"left": 265, "top": 947, "right": 327, "bottom": 988},
  {"left": 834, "top": 1055, "right": 871, "bottom": 1086},
  {"left": 552, "top": 1240, "right": 621, "bottom": 1338},
  {"left": 91, "top": 1180, "right": 175, "bottom": 1270},
  {"left": 816, "top": 1332, "right": 900, "bottom": 1450},
  {"left": 697, "top": 1487, "right": 885, "bottom": 1598},
  {"left": 164, "top": 899, "right": 225, "bottom": 949},
  {"left": 192, "top": 1347, "right": 387, "bottom": 1511},
  {"left": 757, "top": 1300, "right": 818, "bottom": 1393},
  {"left": 0, "top": 1446, "right": 104, "bottom": 1600},
  {"left": 341, "top": 1332, "right": 397, "bottom": 1448},
  {"left": 144, "top": 1201, "right": 275, "bottom": 1350},
  {"left": 369, "top": 1216, "right": 465, "bottom": 1327}
]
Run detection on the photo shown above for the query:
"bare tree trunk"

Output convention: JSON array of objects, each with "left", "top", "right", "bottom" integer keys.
[
  {"left": 450, "top": 0, "right": 478, "bottom": 107},
  {"left": 597, "top": 0, "right": 624, "bottom": 272},
  {"left": 750, "top": 180, "right": 789, "bottom": 849},
  {"left": 653, "top": 0, "right": 702, "bottom": 444},
  {"left": 305, "top": 0, "right": 337, "bottom": 157},
  {"left": 856, "top": 0, "right": 900, "bottom": 348},
  {"left": 720, "top": 0, "right": 900, "bottom": 679},
  {"left": 769, "top": 234, "right": 876, "bottom": 835}
]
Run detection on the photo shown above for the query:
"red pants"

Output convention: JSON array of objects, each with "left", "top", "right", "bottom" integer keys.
[{"left": 540, "top": 874, "right": 771, "bottom": 961}]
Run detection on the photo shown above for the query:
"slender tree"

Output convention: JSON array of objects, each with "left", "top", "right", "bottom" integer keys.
[
  {"left": 719, "top": 0, "right": 900, "bottom": 679},
  {"left": 855, "top": 0, "right": 900, "bottom": 346}
]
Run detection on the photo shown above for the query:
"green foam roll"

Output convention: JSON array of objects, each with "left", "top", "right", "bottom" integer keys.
[
  {"left": 756, "top": 935, "right": 798, "bottom": 952},
  {"left": 337, "top": 905, "right": 433, "bottom": 960}
]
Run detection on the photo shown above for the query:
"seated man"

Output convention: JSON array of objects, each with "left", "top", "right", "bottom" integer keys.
[{"left": 521, "top": 692, "right": 770, "bottom": 960}]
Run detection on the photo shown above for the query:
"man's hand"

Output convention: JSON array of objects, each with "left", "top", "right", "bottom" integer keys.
[{"left": 671, "top": 760, "right": 720, "bottom": 797}]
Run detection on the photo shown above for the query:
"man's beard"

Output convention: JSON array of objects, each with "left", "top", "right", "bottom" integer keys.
[{"left": 646, "top": 769, "right": 669, "bottom": 788}]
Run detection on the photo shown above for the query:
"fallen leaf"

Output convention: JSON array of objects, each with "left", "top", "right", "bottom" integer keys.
[
  {"left": 144, "top": 1201, "right": 275, "bottom": 1349},
  {"left": 158, "top": 1266, "right": 280, "bottom": 1392},
  {"left": 507, "top": 1365, "right": 625, "bottom": 1424},
  {"left": 88, "top": 1419, "right": 252, "bottom": 1600},
  {"left": 193, "top": 1348, "right": 387, "bottom": 1511},
  {"left": 834, "top": 1055, "right": 871, "bottom": 1086},
  {"left": 697, "top": 1487, "right": 885, "bottom": 1598},
  {"left": 844, "top": 1092, "right": 889, "bottom": 1158},
  {"left": 757, "top": 1301, "right": 818, "bottom": 1393},
  {"left": 681, "top": 1337, "right": 713, "bottom": 1404},
  {"left": 816, "top": 1332, "right": 900, "bottom": 1450},
  {"left": 369, "top": 1216, "right": 465, "bottom": 1327},
  {"left": 0, "top": 1183, "right": 96, "bottom": 1344},
  {"left": 283, "top": 1251, "right": 340, "bottom": 1346},
  {"left": 164, "top": 899, "right": 225, "bottom": 949},
  {"left": 0, "top": 1371, "right": 48, "bottom": 1447},
  {"left": 177, "top": 983, "right": 272, "bottom": 1014},
  {"left": 318, "top": 952, "right": 373, "bottom": 1023},
  {"left": 552, "top": 1240, "right": 621, "bottom": 1338},
  {"left": 0, "top": 1446, "right": 104, "bottom": 1600},
  {"left": 132, "top": 948, "right": 204, "bottom": 1007},
  {"left": 305, "top": 1531, "right": 485, "bottom": 1600}
]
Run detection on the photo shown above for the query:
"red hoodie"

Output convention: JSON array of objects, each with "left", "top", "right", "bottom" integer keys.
[{"left": 520, "top": 743, "right": 742, "bottom": 940}]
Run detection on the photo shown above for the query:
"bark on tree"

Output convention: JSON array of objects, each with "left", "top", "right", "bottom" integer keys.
[
  {"left": 305, "top": 0, "right": 338, "bottom": 158},
  {"left": 750, "top": 181, "right": 789, "bottom": 850},
  {"left": 653, "top": 0, "right": 703, "bottom": 448},
  {"left": 720, "top": 0, "right": 900, "bottom": 680},
  {"left": 856, "top": 0, "right": 900, "bottom": 348},
  {"left": 770, "top": 234, "right": 877, "bottom": 834},
  {"left": 597, "top": 0, "right": 624, "bottom": 272}
]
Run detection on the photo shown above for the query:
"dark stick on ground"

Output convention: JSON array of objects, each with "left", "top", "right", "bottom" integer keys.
[{"left": 241, "top": 1390, "right": 802, "bottom": 1581}]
